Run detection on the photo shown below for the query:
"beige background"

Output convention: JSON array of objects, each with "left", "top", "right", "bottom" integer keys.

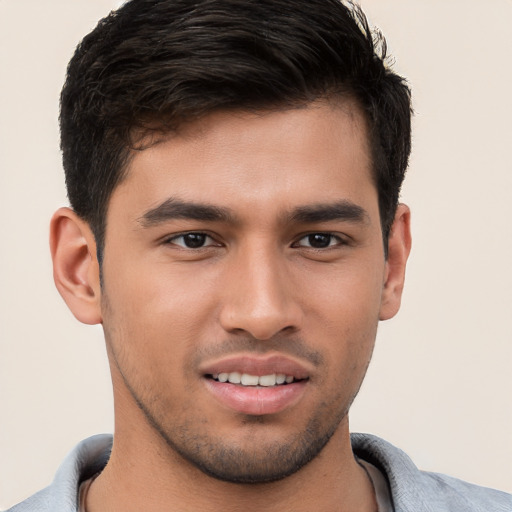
[{"left": 1, "top": 0, "right": 511, "bottom": 508}]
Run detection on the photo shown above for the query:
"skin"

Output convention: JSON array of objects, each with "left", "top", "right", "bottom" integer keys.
[{"left": 51, "top": 100, "right": 411, "bottom": 511}]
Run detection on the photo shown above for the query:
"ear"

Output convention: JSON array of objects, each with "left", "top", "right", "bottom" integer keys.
[
  {"left": 379, "top": 203, "right": 412, "bottom": 321},
  {"left": 50, "top": 207, "right": 102, "bottom": 325}
]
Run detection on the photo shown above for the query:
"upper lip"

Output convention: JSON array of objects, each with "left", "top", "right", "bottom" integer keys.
[{"left": 199, "top": 353, "right": 313, "bottom": 380}]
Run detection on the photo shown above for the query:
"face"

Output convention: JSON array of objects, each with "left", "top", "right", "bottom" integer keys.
[{"left": 100, "top": 102, "right": 396, "bottom": 483}]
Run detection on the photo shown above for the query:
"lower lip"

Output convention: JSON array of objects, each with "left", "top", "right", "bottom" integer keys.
[{"left": 204, "top": 378, "right": 308, "bottom": 416}]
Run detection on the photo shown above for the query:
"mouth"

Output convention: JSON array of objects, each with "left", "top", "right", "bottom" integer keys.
[
  {"left": 208, "top": 372, "right": 304, "bottom": 387},
  {"left": 201, "top": 354, "right": 311, "bottom": 415}
]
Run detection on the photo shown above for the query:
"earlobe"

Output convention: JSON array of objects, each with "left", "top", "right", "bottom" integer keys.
[
  {"left": 50, "top": 207, "right": 102, "bottom": 325},
  {"left": 379, "top": 204, "right": 412, "bottom": 321}
]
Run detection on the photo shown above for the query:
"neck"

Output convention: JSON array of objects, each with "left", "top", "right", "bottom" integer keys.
[
  {"left": 87, "top": 364, "right": 376, "bottom": 512},
  {"left": 86, "top": 418, "right": 375, "bottom": 512}
]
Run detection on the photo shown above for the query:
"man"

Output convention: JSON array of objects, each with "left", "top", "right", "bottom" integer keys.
[{"left": 6, "top": 0, "right": 511, "bottom": 511}]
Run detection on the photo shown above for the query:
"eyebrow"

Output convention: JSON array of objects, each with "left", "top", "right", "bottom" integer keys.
[
  {"left": 289, "top": 200, "right": 370, "bottom": 224},
  {"left": 139, "top": 197, "right": 369, "bottom": 228},
  {"left": 139, "top": 198, "right": 235, "bottom": 227}
]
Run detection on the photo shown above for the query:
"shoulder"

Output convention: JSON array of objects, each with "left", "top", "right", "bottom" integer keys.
[
  {"left": 5, "top": 434, "right": 112, "bottom": 512},
  {"left": 419, "top": 471, "right": 512, "bottom": 511},
  {"left": 351, "top": 433, "right": 512, "bottom": 512},
  {"left": 5, "top": 488, "right": 52, "bottom": 512}
]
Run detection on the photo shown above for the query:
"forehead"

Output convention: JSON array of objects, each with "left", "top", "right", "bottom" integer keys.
[{"left": 110, "top": 100, "right": 376, "bottom": 222}]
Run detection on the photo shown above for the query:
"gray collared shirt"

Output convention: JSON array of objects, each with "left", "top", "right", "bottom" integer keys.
[{"left": 6, "top": 433, "right": 512, "bottom": 511}]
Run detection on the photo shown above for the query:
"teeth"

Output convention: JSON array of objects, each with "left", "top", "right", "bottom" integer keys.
[
  {"left": 259, "top": 374, "right": 276, "bottom": 387},
  {"left": 276, "top": 374, "right": 286, "bottom": 384},
  {"left": 241, "top": 373, "right": 259, "bottom": 386},
  {"left": 212, "top": 372, "right": 297, "bottom": 387},
  {"left": 227, "top": 371, "right": 241, "bottom": 384}
]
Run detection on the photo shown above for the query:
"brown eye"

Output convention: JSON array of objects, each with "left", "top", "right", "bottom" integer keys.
[
  {"left": 168, "top": 232, "right": 216, "bottom": 249},
  {"left": 296, "top": 233, "right": 341, "bottom": 249},
  {"left": 308, "top": 234, "right": 332, "bottom": 248},
  {"left": 183, "top": 233, "right": 207, "bottom": 248}
]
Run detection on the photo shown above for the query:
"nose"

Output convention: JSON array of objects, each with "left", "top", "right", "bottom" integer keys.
[{"left": 219, "top": 244, "right": 303, "bottom": 340}]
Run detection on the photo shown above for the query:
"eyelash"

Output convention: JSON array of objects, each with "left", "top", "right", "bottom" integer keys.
[
  {"left": 292, "top": 232, "right": 347, "bottom": 249},
  {"left": 164, "top": 232, "right": 220, "bottom": 249},
  {"left": 163, "top": 231, "right": 347, "bottom": 250}
]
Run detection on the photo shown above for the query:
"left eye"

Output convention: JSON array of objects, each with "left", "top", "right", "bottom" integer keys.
[
  {"left": 168, "top": 232, "right": 218, "bottom": 249},
  {"left": 295, "top": 233, "right": 342, "bottom": 249}
]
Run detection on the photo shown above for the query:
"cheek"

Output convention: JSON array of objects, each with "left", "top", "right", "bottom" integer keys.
[
  {"left": 306, "top": 268, "right": 382, "bottom": 376},
  {"left": 101, "top": 280, "right": 203, "bottom": 412},
  {"left": 304, "top": 262, "right": 384, "bottom": 328},
  {"left": 101, "top": 263, "right": 220, "bottom": 386},
  {"left": 104, "top": 255, "right": 217, "bottom": 322},
  {"left": 321, "top": 311, "right": 378, "bottom": 376}
]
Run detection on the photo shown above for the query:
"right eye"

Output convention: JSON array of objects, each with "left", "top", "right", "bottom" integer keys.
[{"left": 165, "top": 232, "right": 219, "bottom": 249}]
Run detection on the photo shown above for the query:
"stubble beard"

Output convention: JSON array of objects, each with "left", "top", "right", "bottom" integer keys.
[
  {"left": 105, "top": 335, "right": 354, "bottom": 483},
  {"left": 128, "top": 381, "right": 351, "bottom": 484},
  {"left": 102, "top": 295, "right": 374, "bottom": 485},
  {"left": 106, "top": 337, "right": 370, "bottom": 485}
]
